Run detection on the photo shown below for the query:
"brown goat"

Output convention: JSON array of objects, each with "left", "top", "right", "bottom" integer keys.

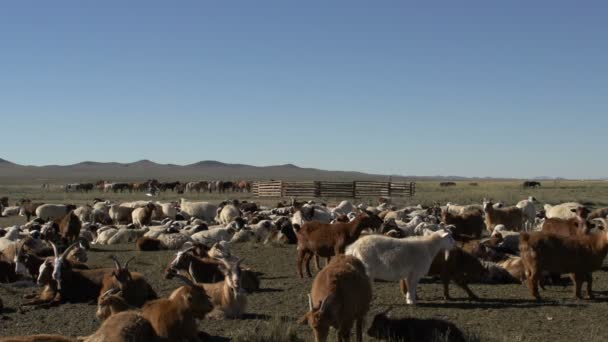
[
  {"left": 483, "top": 199, "right": 524, "bottom": 232},
  {"left": 100, "top": 255, "right": 157, "bottom": 307},
  {"left": 164, "top": 247, "right": 224, "bottom": 283},
  {"left": 18, "top": 199, "right": 42, "bottom": 222},
  {"left": 541, "top": 207, "right": 591, "bottom": 237},
  {"left": 85, "top": 311, "right": 159, "bottom": 342},
  {"left": 96, "top": 288, "right": 132, "bottom": 321},
  {"left": 132, "top": 202, "right": 156, "bottom": 227},
  {"left": 142, "top": 272, "right": 213, "bottom": 341},
  {"left": 441, "top": 210, "right": 485, "bottom": 238},
  {"left": 299, "top": 255, "right": 372, "bottom": 342},
  {"left": 56, "top": 210, "right": 81, "bottom": 244},
  {"left": 399, "top": 247, "right": 487, "bottom": 300},
  {"left": 520, "top": 218, "right": 608, "bottom": 300},
  {"left": 295, "top": 213, "right": 382, "bottom": 278}
]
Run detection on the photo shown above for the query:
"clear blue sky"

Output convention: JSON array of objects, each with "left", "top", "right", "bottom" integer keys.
[{"left": 1, "top": 1, "right": 606, "bottom": 179}]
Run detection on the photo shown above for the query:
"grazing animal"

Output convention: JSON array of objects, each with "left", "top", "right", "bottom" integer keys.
[
  {"left": 441, "top": 209, "right": 484, "bottom": 238},
  {"left": 483, "top": 199, "right": 524, "bottom": 232},
  {"left": 541, "top": 206, "right": 591, "bottom": 237},
  {"left": 299, "top": 255, "right": 372, "bottom": 342},
  {"left": 520, "top": 218, "right": 608, "bottom": 299},
  {"left": 345, "top": 230, "right": 456, "bottom": 305},
  {"left": 295, "top": 213, "right": 382, "bottom": 278}
]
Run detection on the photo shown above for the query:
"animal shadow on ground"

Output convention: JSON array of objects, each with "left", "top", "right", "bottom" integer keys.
[
  {"left": 241, "top": 313, "right": 272, "bottom": 320},
  {"left": 416, "top": 298, "right": 585, "bottom": 309}
]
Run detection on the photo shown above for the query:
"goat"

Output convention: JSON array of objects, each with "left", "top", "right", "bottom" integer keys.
[
  {"left": 520, "top": 218, "right": 608, "bottom": 299},
  {"left": 136, "top": 236, "right": 167, "bottom": 251},
  {"left": 132, "top": 202, "right": 156, "bottom": 227},
  {"left": 541, "top": 206, "right": 591, "bottom": 237},
  {"left": 85, "top": 311, "right": 159, "bottom": 342},
  {"left": 298, "top": 255, "right": 372, "bottom": 342},
  {"left": 95, "top": 288, "right": 132, "bottom": 321},
  {"left": 100, "top": 255, "right": 157, "bottom": 307},
  {"left": 346, "top": 230, "right": 456, "bottom": 305},
  {"left": 367, "top": 308, "right": 466, "bottom": 342},
  {"left": 441, "top": 209, "right": 484, "bottom": 238},
  {"left": 164, "top": 247, "right": 225, "bottom": 284},
  {"left": 56, "top": 210, "right": 81, "bottom": 244},
  {"left": 142, "top": 272, "right": 213, "bottom": 340},
  {"left": 483, "top": 199, "right": 524, "bottom": 232},
  {"left": 399, "top": 247, "right": 487, "bottom": 300},
  {"left": 295, "top": 213, "right": 382, "bottom": 278},
  {"left": 190, "top": 257, "right": 247, "bottom": 319}
]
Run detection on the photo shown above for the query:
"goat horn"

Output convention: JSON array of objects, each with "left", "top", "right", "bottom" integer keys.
[
  {"left": 307, "top": 294, "right": 313, "bottom": 311},
  {"left": 108, "top": 255, "right": 122, "bottom": 270},
  {"left": 50, "top": 242, "right": 59, "bottom": 258},
  {"left": 124, "top": 257, "right": 135, "bottom": 270},
  {"left": 60, "top": 242, "right": 80, "bottom": 259},
  {"left": 100, "top": 287, "right": 120, "bottom": 299},
  {"left": 187, "top": 262, "right": 200, "bottom": 283},
  {"left": 181, "top": 246, "right": 196, "bottom": 254}
]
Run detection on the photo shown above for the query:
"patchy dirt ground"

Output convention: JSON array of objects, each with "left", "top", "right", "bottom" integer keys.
[{"left": 2, "top": 240, "right": 608, "bottom": 341}]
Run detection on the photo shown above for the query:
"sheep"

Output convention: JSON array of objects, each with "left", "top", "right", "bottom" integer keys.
[
  {"left": 367, "top": 308, "right": 466, "bottom": 342},
  {"left": 345, "top": 229, "right": 456, "bottom": 305},
  {"left": 94, "top": 226, "right": 119, "bottom": 245},
  {"left": 399, "top": 247, "right": 487, "bottom": 300},
  {"left": 191, "top": 226, "right": 237, "bottom": 245},
  {"left": 91, "top": 208, "right": 112, "bottom": 225},
  {"left": 544, "top": 202, "right": 583, "bottom": 219},
  {"left": 109, "top": 204, "right": 135, "bottom": 224},
  {"left": 331, "top": 200, "right": 355, "bottom": 216},
  {"left": 2, "top": 206, "right": 21, "bottom": 217},
  {"left": 131, "top": 202, "right": 156, "bottom": 227},
  {"left": 136, "top": 237, "right": 167, "bottom": 251},
  {"left": 295, "top": 213, "right": 382, "bottom": 278},
  {"left": 157, "top": 232, "right": 192, "bottom": 250},
  {"left": 179, "top": 198, "right": 218, "bottom": 222},
  {"left": 35, "top": 204, "right": 77, "bottom": 222},
  {"left": 107, "top": 227, "right": 150, "bottom": 245},
  {"left": 445, "top": 203, "right": 483, "bottom": 216},
  {"left": 215, "top": 203, "right": 241, "bottom": 225},
  {"left": 73, "top": 205, "right": 93, "bottom": 223},
  {"left": 490, "top": 229, "right": 521, "bottom": 255},
  {"left": 158, "top": 202, "right": 177, "bottom": 220},
  {"left": 520, "top": 218, "right": 608, "bottom": 299},
  {"left": 516, "top": 196, "right": 537, "bottom": 231},
  {"left": 483, "top": 199, "right": 524, "bottom": 232},
  {"left": 541, "top": 206, "right": 591, "bottom": 237},
  {"left": 441, "top": 209, "right": 485, "bottom": 238},
  {"left": 298, "top": 255, "right": 372, "bottom": 342},
  {"left": 85, "top": 311, "right": 159, "bottom": 342},
  {"left": 142, "top": 272, "right": 213, "bottom": 340},
  {"left": 291, "top": 204, "right": 333, "bottom": 226}
]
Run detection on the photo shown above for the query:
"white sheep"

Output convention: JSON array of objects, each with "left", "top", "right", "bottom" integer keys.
[
  {"left": 544, "top": 202, "right": 583, "bottom": 219},
  {"left": 331, "top": 200, "right": 355, "bottom": 216},
  {"left": 94, "top": 226, "right": 119, "bottom": 244},
  {"left": 179, "top": 198, "right": 218, "bottom": 222},
  {"left": 107, "top": 227, "right": 149, "bottom": 244},
  {"left": 35, "top": 204, "right": 74, "bottom": 221},
  {"left": 345, "top": 230, "right": 456, "bottom": 305},
  {"left": 158, "top": 202, "right": 177, "bottom": 220},
  {"left": 157, "top": 232, "right": 192, "bottom": 250},
  {"left": 516, "top": 196, "right": 537, "bottom": 231},
  {"left": 216, "top": 204, "right": 241, "bottom": 225},
  {"left": 191, "top": 226, "right": 237, "bottom": 245},
  {"left": 291, "top": 205, "right": 332, "bottom": 226},
  {"left": 74, "top": 205, "right": 93, "bottom": 223},
  {"left": 2, "top": 206, "right": 21, "bottom": 217}
]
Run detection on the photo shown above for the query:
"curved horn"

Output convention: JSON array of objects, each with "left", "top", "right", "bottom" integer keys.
[
  {"left": 60, "top": 242, "right": 80, "bottom": 259},
  {"left": 308, "top": 294, "right": 313, "bottom": 311},
  {"left": 124, "top": 257, "right": 135, "bottom": 270},
  {"left": 108, "top": 255, "right": 122, "bottom": 270},
  {"left": 100, "top": 287, "right": 121, "bottom": 299},
  {"left": 180, "top": 246, "right": 196, "bottom": 254},
  {"left": 50, "top": 242, "right": 59, "bottom": 258},
  {"left": 187, "top": 262, "right": 200, "bottom": 283}
]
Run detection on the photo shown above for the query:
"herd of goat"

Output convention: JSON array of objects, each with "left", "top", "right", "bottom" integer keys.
[{"left": 1, "top": 194, "right": 608, "bottom": 341}]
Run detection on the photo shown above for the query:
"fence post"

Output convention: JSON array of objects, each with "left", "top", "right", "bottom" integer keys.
[
  {"left": 280, "top": 181, "right": 284, "bottom": 197},
  {"left": 352, "top": 181, "right": 356, "bottom": 198},
  {"left": 388, "top": 182, "right": 392, "bottom": 197},
  {"left": 314, "top": 181, "right": 321, "bottom": 197}
]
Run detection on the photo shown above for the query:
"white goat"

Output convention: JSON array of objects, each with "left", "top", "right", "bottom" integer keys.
[{"left": 345, "top": 230, "right": 455, "bottom": 305}]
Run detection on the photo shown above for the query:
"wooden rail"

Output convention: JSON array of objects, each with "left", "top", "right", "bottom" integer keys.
[{"left": 252, "top": 180, "right": 415, "bottom": 198}]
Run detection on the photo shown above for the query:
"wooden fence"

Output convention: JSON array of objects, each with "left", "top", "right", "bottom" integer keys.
[{"left": 252, "top": 181, "right": 415, "bottom": 198}]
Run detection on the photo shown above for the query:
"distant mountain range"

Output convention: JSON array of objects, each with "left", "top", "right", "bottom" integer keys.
[{"left": 0, "top": 158, "right": 576, "bottom": 182}]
